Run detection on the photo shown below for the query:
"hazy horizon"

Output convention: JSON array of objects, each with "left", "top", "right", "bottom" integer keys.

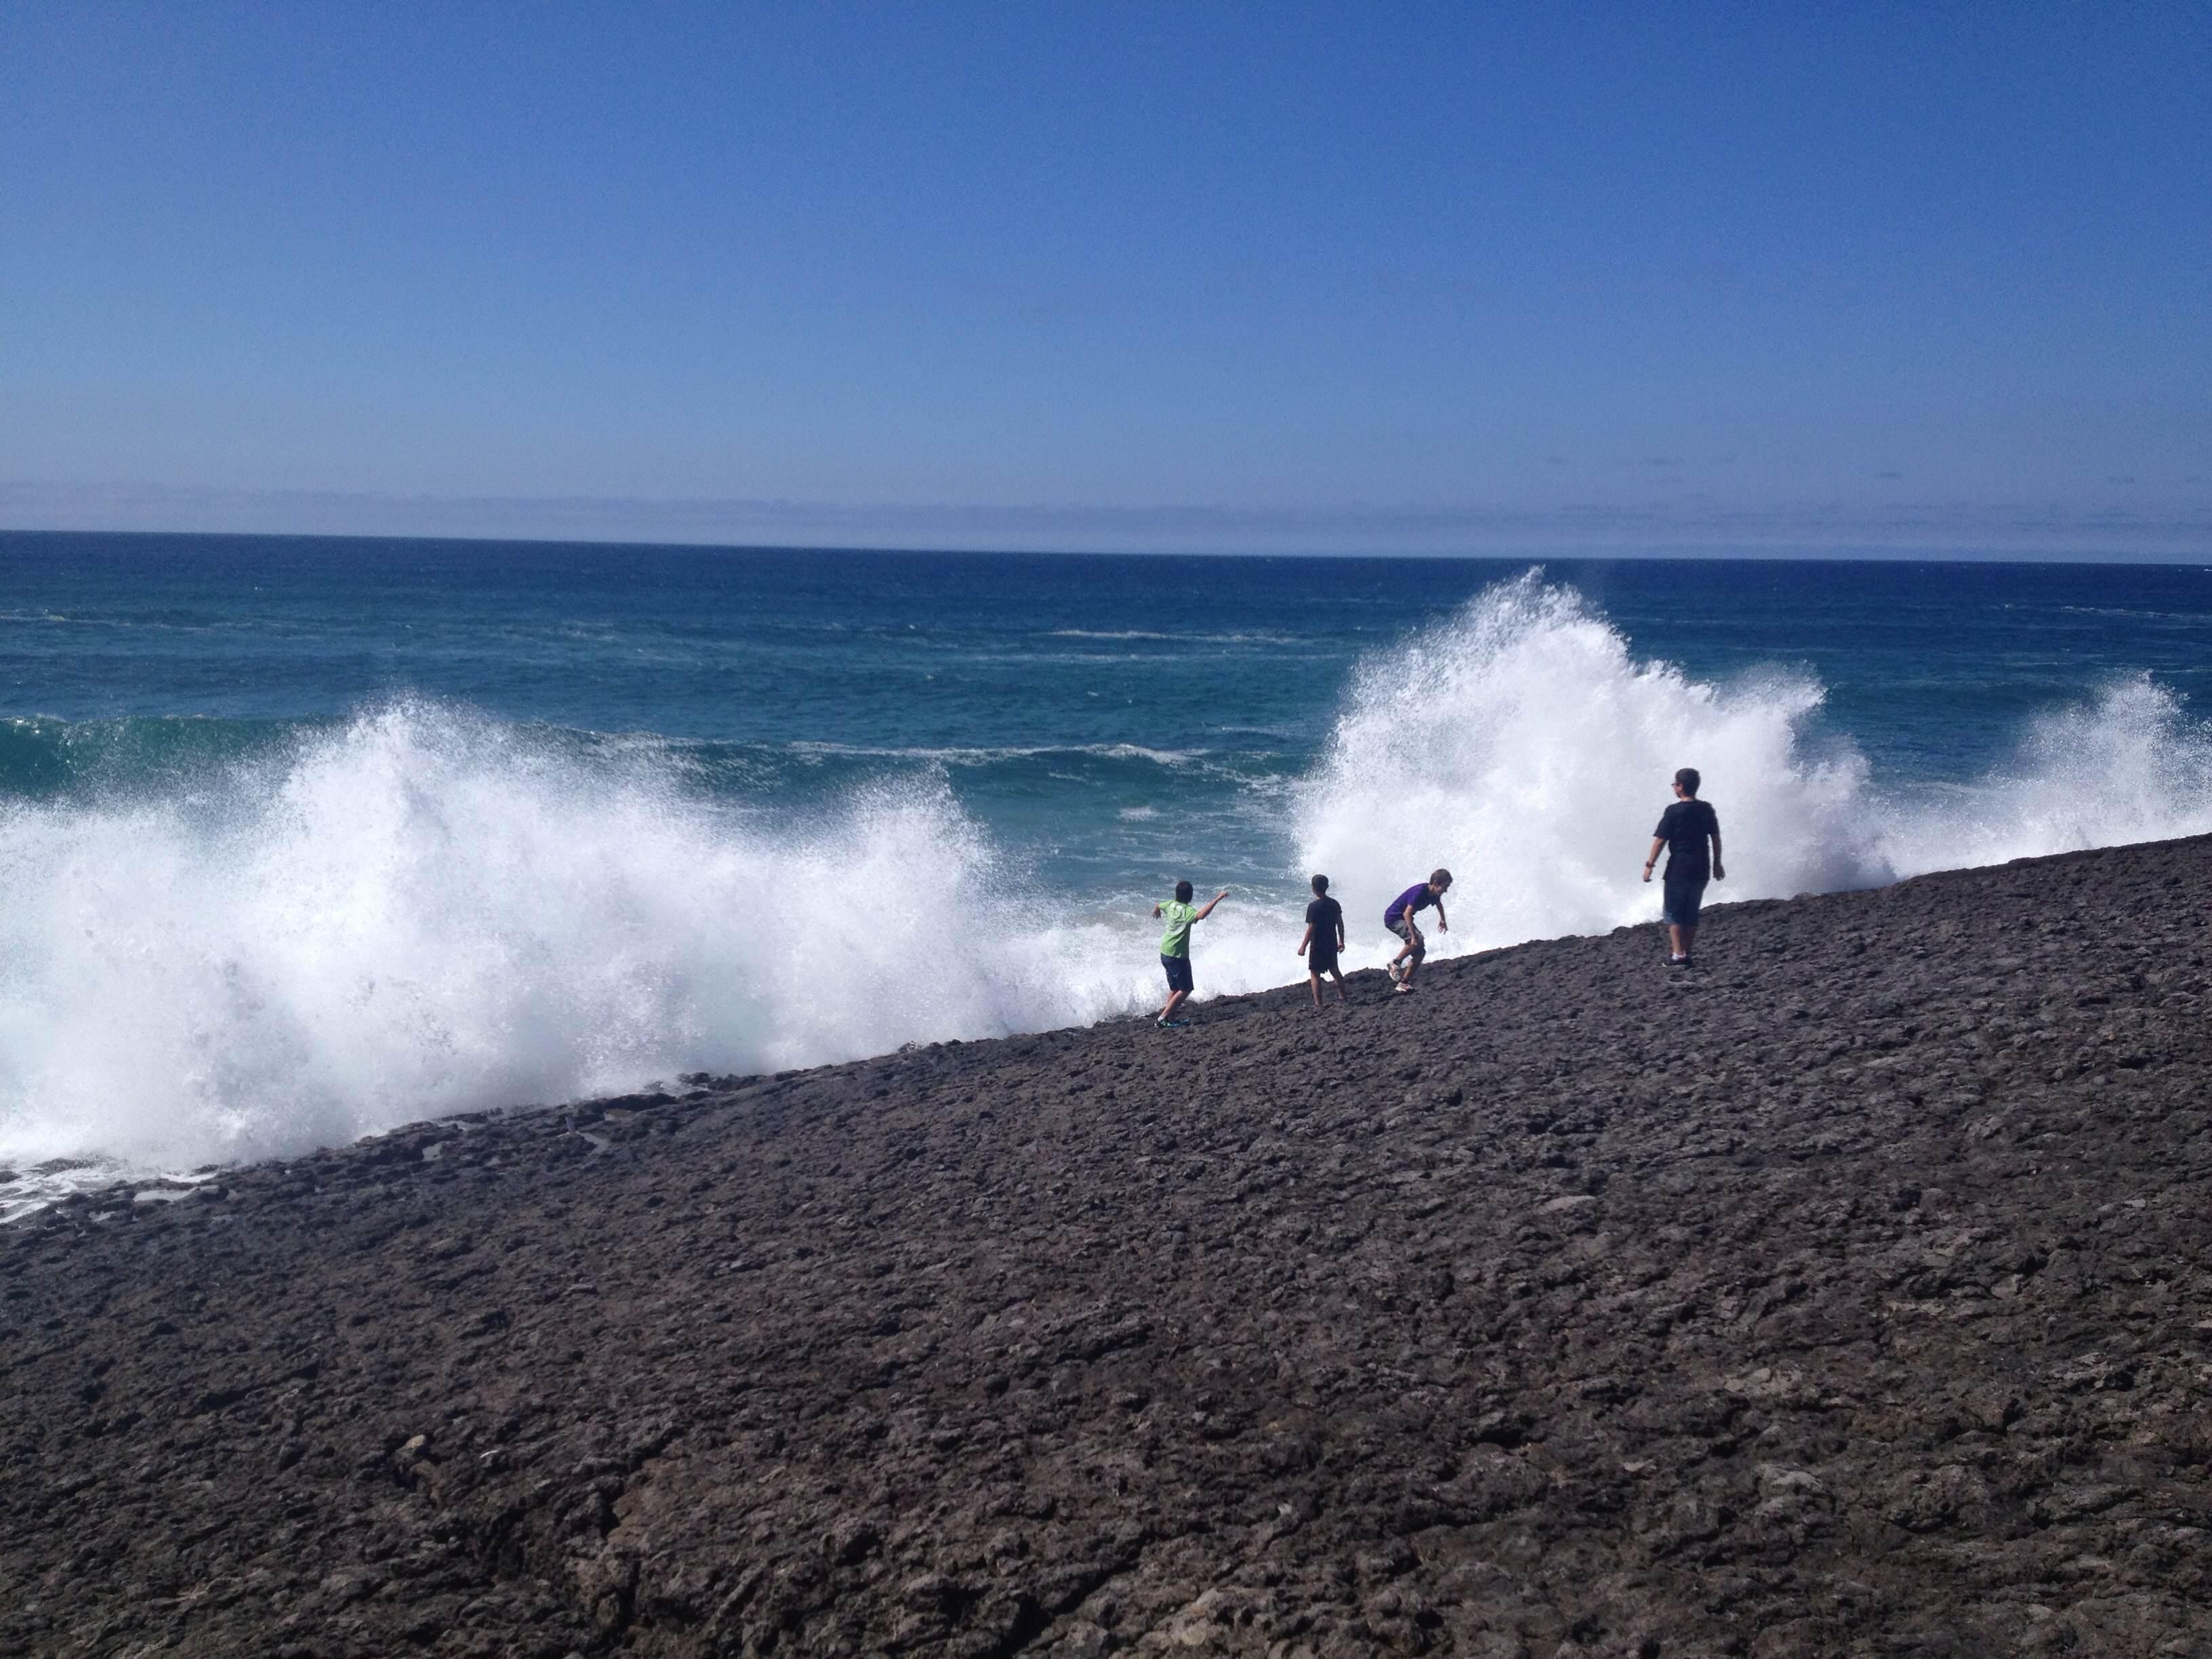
[
  {"left": 7, "top": 517, "right": 2209, "bottom": 567},
  {"left": 5, "top": 5, "right": 2206, "bottom": 559}
]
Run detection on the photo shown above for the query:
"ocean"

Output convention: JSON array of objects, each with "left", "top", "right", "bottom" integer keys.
[{"left": 5, "top": 531, "right": 2211, "bottom": 1212}]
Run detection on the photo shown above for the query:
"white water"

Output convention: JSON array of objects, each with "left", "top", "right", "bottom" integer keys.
[
  {"left": 1292, "top": 575, "right": 2212, "bottom": 948},
  {"left": 5, "top": 576, "right": 2211, "bottom": 1195},
  {"left": 0, "top": 706, "right": 1157, "bottom": 1191}
]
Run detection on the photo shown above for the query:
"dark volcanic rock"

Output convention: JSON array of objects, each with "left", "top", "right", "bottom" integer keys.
[{"left": 4, "top": 836, "right": 2211, "bottom": 1656}]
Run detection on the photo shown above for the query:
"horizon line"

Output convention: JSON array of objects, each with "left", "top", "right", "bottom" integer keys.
[
  {"left": 9, "top": 525, "right": 2212, "bottom": 572},
  {"left": 4, "top": 479, "right": 2209, "bottom": 563}
]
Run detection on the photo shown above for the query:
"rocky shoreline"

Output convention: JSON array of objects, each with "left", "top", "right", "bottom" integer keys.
[{"left": 4, "top": 836, "right": 2210, "bottom": 1657}]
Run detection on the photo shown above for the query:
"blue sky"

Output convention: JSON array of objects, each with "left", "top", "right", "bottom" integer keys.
[{"left": 3, "top": 3, "right": 2207, "bottom": 555}]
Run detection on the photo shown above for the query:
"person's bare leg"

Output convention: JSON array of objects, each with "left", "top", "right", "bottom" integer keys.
[
  {"left": 1668, "top": 922, "right": 1687, "bottom": 959},
  {"left": 1391, "top": 926, "right": 1421, "bottom": 985},
  {"left": 1680, "top": 925, "right": 1696, "bottom": 963},
  {"left": 1331, "top": 968, "right": 1349, "bottom": 1002},
  {"left": 1309, "top": 972, "right": 1322, "bottom": 1010},
  {"left": 1160, "top": 988, "right": 1189, "bottom": 1021}
]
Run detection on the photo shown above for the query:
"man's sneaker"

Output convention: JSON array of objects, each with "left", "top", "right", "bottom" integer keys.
[
  {"left": 1666, "top": 955, "right": 1690, "bottom": 969},
  {"left": 1387, "top": 960, "right": 1406, "bottom": 983}
]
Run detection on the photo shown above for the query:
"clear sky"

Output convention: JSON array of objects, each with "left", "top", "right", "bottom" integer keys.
[{"left": 3, "top": 3, "right": 2207, "bottom": 556}]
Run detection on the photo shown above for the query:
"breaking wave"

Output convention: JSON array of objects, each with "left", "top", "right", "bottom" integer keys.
[
  {"left": 0, "top": 705, "right": 1157, "bottom": 1194},
  {"left": 5, "top": 572, "right": 2210, "bottom": 1196},
  {"left": 1292, "top": 573, "right": 2212, "bottom": 953}
]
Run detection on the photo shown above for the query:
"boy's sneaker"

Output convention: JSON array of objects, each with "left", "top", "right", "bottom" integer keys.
[
  {"left": 1157, "top": 1017, "right": 1189, "bottom": 1029},
  {"left": 1666, "top": 955, "right": 1690, "bottom": 969},
  {"left": 1387, "top": 961, "right": 1406, "bottom": 983}
]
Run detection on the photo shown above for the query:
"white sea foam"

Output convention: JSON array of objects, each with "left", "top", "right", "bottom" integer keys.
[
  {"left": 5, "top": 575, "right": 2210, "bottom": 1195},
  {"left": 1045, "top": 629, "right": 1300, "bottom": 645},
  {"left": 787, "top": 740, "right": 1208, "bottom": 767},
  {"left": 0, "top": 704, "right": 1166, "bottom": 1191},
  {"left": 1288, "top": 572, "right": 2212, "bottom": 958}
]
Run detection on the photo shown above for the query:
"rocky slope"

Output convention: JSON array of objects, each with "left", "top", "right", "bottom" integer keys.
[{"left": 3, "top": 836, "right": 2210, "bottom": 1658}]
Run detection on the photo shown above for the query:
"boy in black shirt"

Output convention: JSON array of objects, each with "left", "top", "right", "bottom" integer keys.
[
  {"left": 1296, "top": 874, "right": 1348, "bottom": 1008},
  {"left": 1642, "top": 767, "right": 1723, "bottom": 968}
]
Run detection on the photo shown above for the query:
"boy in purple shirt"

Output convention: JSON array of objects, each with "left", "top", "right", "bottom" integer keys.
[{"left": 1383, "top": 868, "right": 1452, "bottom": 994}]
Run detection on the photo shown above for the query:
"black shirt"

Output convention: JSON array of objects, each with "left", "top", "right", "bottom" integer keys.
[
  {"left": 1654, "top": 798, "right": 1720, "bottom": 880},
  {"left": 1305, "top": 895, "right": 1344, "bottom": 950}
]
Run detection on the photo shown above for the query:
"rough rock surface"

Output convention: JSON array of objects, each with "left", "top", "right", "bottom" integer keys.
[{"left": 4, "top": 836, "right": 2211, "bottom": 1658}]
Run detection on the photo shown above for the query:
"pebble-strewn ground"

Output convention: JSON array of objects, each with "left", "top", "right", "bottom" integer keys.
[{"left": 3, "top": 836, "right": 2210, "bottom": 1658}]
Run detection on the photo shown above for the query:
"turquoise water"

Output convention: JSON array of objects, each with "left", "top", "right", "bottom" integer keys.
[
  {"left": 5, "top": 531, "right": 2211, "bottom": 1193},
  {"left": 9, "top": 535, "right": 2211, "bottom": 882}
]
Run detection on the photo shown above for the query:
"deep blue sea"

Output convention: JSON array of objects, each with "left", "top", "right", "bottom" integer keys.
[{"left": 5, "top": 531, "right": 2212, "bottom": 1206}]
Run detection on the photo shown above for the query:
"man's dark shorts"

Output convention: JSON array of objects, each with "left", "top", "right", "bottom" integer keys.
[
  {"left": 1161, "top": 953, "right": 1193, "bottom": 994},
  {"left": 1662, "top": 876, "right": 1708, "bottom": 930}
]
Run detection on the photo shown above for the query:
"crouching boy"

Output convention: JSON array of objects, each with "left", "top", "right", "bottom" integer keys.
[{"left": 1384, "top": 869, "right": 1452, "bottom": 992}]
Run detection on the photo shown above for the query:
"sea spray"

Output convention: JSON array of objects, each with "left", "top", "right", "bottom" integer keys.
[
  {"left": 0, "top": 703, "right": 1168, "bottom": 1183},
  {"left": 1290, "top": 573, "right": 2212, "bottom": 958},
  {"left": 1290, "top": 573, "right": 1882, "bottom": 950},
  {"left": 1878, "top": 673, "right": 2212, "bottom": 874}
]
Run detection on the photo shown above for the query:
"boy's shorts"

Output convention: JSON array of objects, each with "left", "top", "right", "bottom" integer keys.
[
  {"left": 1307, "top": 943, "right": 1340, "bottom": 975},
  {"left": 1661, "top": 876, "right": 1708, "bottom": 929},
  {"left": 1161, "top": 953, "right": 1194, "bottom": 994},
  {"left": 1389, "top": 918, "right": 1425, "bottom": 955}
]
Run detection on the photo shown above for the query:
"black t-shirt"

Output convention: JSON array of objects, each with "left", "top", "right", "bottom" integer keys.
[
  {"left": 1654, "top": 798, "right": 1720, "bottom": 880},
  {"left": 1305, "top": 895, "right": 1344, "bottom": 953}
]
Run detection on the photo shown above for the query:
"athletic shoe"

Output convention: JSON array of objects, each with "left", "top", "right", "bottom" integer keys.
[
  {"left": 1666, "top": 955, "right": 1689, "bottom": 968},
  {"left": 1387, "top": 961, "right": 1406, "bottom": 983},
  {"left": 1158, "top": 1017, "right": 1189, "bottom": 1028}
]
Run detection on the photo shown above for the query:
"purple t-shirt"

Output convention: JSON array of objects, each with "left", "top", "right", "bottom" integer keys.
[{"left": 1385, "top": 883, "right": 1438, "bottom": 928}]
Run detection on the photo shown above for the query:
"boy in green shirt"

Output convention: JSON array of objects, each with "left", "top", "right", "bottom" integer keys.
[{"left": 1152, "top": 879, "right": 1229, "bottom": 1027}]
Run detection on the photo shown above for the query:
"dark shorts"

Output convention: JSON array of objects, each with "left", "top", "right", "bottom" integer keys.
[
  {"left": 1388, "top": 918, "right": 1425, "bottom": 954},
  {"left": 1161, "top": 953, "right": 1193, "bottom": 994},
  {"left": 1662, "top": 876, "right": 1708, "bottom": 929},
  {"left": 1308, "top": 945, "right": 1340, "bottom": 976}
]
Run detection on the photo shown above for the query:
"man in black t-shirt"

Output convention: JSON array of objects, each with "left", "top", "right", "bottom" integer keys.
[
  {"left": 1297, "top": 874, "right": 1349, "bottom": 1008},
  {"left": 1642, "top": 767, "right": 1724, "bottom": 968}
]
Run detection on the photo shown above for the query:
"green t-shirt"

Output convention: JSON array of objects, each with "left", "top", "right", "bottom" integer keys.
[{"left": 1158, "top": 899, "right": 1200, "bottom": 957}]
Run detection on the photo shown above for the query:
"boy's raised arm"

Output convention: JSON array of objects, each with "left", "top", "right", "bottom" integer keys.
[{"left": 1194, "top": 888, "right": 1229, "bottom": 921}]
